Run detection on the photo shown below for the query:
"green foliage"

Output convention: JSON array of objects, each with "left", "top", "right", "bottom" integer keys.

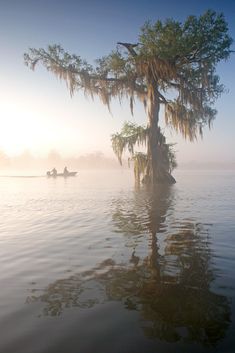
[
  {"left": 24, "top": 10, "right": 232, "bottom": 184},
  {"left": 111, "top": 122, "right": 148, "bottom": 165},
  {"left": 131, "top": 152, "right": 148, "bottom": 183},
  {"left": 24, "top": 44, "right": 93, "bottom": 97},
  {"left": 111, "top": 122, "right": 177, "bottom": 183},
  {"left": 139, "top": 10, "right": 232, "bottom": 63},
  {"left": 24, "top": 10, "right": 232, "bottom": 142},
  {"left": 137, "top": 10, "right": 232, "bottom": 139}
]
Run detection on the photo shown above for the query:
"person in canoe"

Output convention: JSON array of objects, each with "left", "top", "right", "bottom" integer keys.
[
  {"left": 51, "top": 167, "right": 57, "bottom": 177},
  {"left": 63, "top": 166, "right": 69, "bottom": 176}
]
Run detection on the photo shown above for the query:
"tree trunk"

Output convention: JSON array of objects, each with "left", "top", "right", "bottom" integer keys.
[{"left": 145, "top": 82, "right": 176, "bottom": 185}]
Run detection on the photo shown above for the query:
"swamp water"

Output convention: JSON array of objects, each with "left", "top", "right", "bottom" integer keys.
[{"left": 0, "top": 170, "right": 234, "bottom": 353}]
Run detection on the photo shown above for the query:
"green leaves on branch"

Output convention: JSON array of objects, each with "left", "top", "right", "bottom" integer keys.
[
  {"left": 111, "top": 122, "right": 149, "bottom": 182},
  {"left": 111, "top": 122, "right": 177, "bottom": 183},
  {"left": 24, "top": 10, "right": 232, "bottom": 142},
  {"left": 24, "top": 44, "right": 92, "bottom": 97},
  {"left": 111, "top": 122, "right": 148, "bottom": 165},
  {"left": 139, "top": 10, "right": 232, "bottom": 63},
  {"left": 24, "top": 10, "right": 232, "bottom": 184}
]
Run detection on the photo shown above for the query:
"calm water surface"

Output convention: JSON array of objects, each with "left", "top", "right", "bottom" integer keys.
[{"left": 0, "top": 170, "right": 234, "bottom": 353}]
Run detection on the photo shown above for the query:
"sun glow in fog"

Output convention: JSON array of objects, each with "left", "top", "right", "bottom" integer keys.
[
  {"left": 0, "top": 94, "right": 96, "bottom": 157},
  {"left": 0, "top": 81, "right": 129, "bottom": 159},
  {"left": 0, "top": 100, "right": 53, "bottom": 155},
  {"left": 1, "top": 81, "right": 232, "bottom": 164}
]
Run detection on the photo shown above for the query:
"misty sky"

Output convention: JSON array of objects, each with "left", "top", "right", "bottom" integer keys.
[{"left": 0, "top": 0, "right": 234, "bottom": 164}]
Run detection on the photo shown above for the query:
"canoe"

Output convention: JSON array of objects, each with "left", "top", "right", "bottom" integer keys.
[{"left": 47, "top": 172, "right": 77, "bottom": 177}]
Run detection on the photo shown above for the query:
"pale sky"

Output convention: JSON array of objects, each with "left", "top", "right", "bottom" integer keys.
[{"left": 0, "top": 0, "right": 234, "bottom": 164}]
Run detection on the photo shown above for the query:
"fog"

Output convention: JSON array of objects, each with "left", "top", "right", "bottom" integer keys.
[
  {"left": 1, "top": 149, "right": 235, "bottom": 177},
  {"left": 0, "top": 150, "right": 127, "bottom": 175}
]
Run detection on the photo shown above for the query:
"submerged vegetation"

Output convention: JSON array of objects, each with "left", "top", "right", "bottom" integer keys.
[{"left": 24, "top": 10, "right": 232, "bottom": 184}]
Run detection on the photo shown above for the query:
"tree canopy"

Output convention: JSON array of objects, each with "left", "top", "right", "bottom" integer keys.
[{"left": 24, "top": 10, "right": 233, "bottom": 183}]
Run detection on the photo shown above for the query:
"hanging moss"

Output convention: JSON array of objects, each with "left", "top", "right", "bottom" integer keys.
[
  {"left": 111, "top": 122, "right": 148, "bottom": 165},
  {"left": 24, "top": 11, "right": 232, "bottom": 184},
  {"left": 131, "top": 152, "right": 148, "bottom": 184},
  {"left": 111, "top": 122, "right": 177, "bottom": 184}
]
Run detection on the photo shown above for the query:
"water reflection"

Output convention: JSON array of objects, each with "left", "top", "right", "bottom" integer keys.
[{"left": 26, "top": 185, "right": 231, "bottom": 347}]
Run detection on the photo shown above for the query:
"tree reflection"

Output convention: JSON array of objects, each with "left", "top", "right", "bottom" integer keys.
[{"left": 26, "top": 185, "right": 231, "bottom": 347}]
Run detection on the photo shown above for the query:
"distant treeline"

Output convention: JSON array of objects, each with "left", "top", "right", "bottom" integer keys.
[
  {"left": 1, "top": 150, "right": 234, "bottom": 172},
  {"left": 0, "top": 150, "right": 127, "bottom": 171}
]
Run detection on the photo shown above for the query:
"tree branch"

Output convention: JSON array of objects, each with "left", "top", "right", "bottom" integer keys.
[{"left": 117, "top": 42, "right": 139, "bottom": 57}]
